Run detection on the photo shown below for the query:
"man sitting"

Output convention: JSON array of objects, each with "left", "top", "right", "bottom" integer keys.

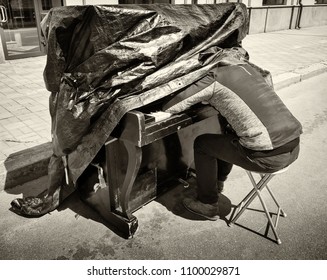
[{"left": 163, "top": 63, "right": 302, "bottom": 220}]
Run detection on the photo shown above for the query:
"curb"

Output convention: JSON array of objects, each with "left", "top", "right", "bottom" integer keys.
[
  {"left": 1, "top": 62, "right": 327, "bottom": 191},
  {"left": 0, "top": 142, "right": 52, "bottom": 191},
  {"left": 273, "top": 62, "right": 327, "bottom": 90}
]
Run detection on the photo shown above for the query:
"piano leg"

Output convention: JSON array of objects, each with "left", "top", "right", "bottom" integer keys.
[
  {"left": 120, "top": 141, "right": 142, "bottom": 220},
  {"left": 77, "top": 164, "right": 139, "bottom": 239},
  {"left": 101, "top": 140, "right": 141, "bottom": 238},
  {"left": 98, "top": 208, "right": 139, "bottom": 239}
]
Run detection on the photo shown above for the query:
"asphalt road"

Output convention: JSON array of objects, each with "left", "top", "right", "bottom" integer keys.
[{"left": 0, "top": 72, "right": 327, "bottom": 261}]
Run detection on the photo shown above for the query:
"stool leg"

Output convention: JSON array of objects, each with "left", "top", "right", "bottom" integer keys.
[
  {"left": 230, "top": 189, "right": 257, "bottom": 224},
  {"left": 265, "top": 184, "right": 286, "bottom": 231},
  {"left": 252, "top": 176, "right": 282, "bottom": 244},
  {"left": 266, "top": 185, "right": 287, "bottom": 217},
  {"left": 232, "top": 172, "right": 283, "bottom": 244},
  {"left": 231, "top": 172, "right": 273, "bottom": 224}
]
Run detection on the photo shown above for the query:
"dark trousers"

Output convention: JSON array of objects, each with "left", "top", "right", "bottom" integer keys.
[{"left": 194, "top": 133, "right": 299, "bottom": 204}]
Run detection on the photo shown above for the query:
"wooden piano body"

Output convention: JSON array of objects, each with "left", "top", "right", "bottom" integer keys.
[{"left": 82, "top": 103, "right": 221, "bottom": 238}]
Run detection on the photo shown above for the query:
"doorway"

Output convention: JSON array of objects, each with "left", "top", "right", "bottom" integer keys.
[{"left": 0, "top": 0, "right": 63, "bottom": 60}]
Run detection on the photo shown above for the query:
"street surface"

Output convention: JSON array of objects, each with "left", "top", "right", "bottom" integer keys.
[{"left": 0, "top": 72, "right": 327, "bottom": 260}]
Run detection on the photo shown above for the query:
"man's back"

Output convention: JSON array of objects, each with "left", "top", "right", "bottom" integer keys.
[
  {"left": 211, "top": 64, "right": 302, "bottom": 151},
  {"left": 164, "top": 63, "right": 302, "bottom": 152}
]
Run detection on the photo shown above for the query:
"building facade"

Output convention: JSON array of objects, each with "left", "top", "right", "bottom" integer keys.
[{"left": 0, "top": 0, "right": 326, "bottom": 63}]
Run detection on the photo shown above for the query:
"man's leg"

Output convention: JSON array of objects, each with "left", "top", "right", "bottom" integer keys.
[
  {"left": 216, "top": 159, "right": 233, "bottom": 193},
  {"left": 216, "top": 114, "right": 235, "bottom": 193},
  {"left": 194, "top": 133, "right": 269, "bottom": 204},
  {"left": 194, "top": 134, "right": 235, "bottom": 204},
  {"left": 183, "top": 133, "right": 269, "bottom": 220}
]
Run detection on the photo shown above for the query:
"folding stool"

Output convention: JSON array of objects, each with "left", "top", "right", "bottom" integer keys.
[{"left": 230, "top": 167, "right": 289, "bottom": 244}]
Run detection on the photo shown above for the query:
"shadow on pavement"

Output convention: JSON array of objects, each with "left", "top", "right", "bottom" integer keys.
[{"left": 155, "top": 178, "right": 233, "bottom": 226}]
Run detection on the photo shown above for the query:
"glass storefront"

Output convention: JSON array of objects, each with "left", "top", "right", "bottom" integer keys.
[{"left": 0, "top": 0, "right": 63, "bottom": 60}]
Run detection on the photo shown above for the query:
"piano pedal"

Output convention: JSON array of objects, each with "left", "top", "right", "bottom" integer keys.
[
  {"left": 178, "top": 178, "right": 189, "bottom": 188},
  {"left": 91, "top": 163, "right": 107, "bottom": 192},
  {"left": 186, "top": 167, "right": 197, "bottom": 179}
]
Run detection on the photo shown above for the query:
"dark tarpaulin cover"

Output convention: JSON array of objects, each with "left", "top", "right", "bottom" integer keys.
[{"left": 41, "top": 3, "right": 250, "bottom": 184}]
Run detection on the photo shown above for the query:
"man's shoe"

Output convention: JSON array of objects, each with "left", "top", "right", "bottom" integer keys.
[{"left": 183, "top": 197, "right": 219, "bottom": 221}]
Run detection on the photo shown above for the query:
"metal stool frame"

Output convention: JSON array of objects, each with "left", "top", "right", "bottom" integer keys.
[{"left": 230, "top": 167, "right": 288, "bottom": 245}]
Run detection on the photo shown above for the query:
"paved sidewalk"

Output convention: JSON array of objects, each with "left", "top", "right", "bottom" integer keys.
[
  {"left": 0, "top": 25, "right": 327, "bottom": 188},
  {"left": 0, "top": 56, "right": 50, "bottom": 161},
  {"left": 243, "top": 26, "right": 327, "bottom": 79}
]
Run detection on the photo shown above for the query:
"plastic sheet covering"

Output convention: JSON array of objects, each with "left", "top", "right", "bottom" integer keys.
[{"left": 41, "top": 3, "right": 250, "bottom": 183}]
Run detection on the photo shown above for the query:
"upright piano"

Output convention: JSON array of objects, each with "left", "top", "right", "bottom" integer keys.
[{"left": 80, "top": 103, "right": 221, "bottom": 238}]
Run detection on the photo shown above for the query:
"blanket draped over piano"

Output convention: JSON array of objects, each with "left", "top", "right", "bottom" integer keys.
[{"left": 41, "top": 3, "right": 261, "bottom": 184}]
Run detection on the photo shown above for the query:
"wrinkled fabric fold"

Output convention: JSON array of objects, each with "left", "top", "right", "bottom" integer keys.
[{"left": 41, "top": 3, "right": 252, "bottom": 184}]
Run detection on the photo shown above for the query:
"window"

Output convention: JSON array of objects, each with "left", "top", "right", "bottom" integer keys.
[
  {"left": 119, "top": 0, "right": 171, "bottom": 3},
  {"left": 42, "top": 0, "right": 64, "bottom": 10},
  {"left": 262, "top": 0, "right": 286, "bottom": 5}
]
